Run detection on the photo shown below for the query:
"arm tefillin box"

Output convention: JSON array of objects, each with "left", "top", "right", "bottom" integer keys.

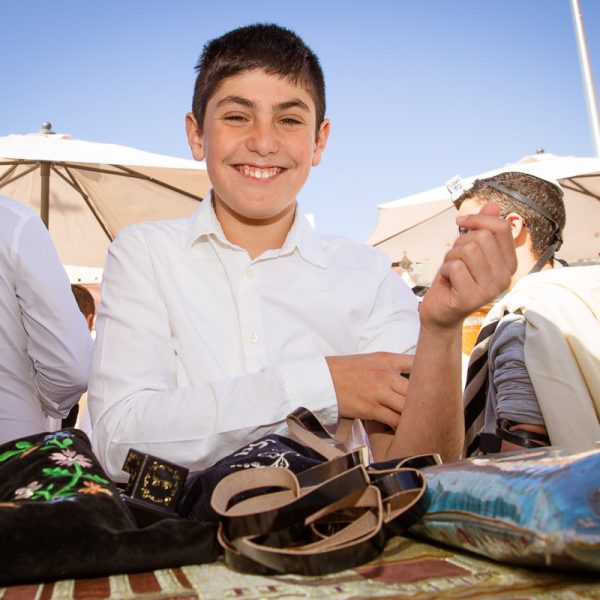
[{"left": 122, "top": 449, "right": 189, "bottom": 524}]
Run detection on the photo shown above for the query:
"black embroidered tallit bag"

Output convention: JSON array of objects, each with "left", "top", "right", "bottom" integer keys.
[{"left": 0, "top": 428, "right": 219, "bottom": 586}]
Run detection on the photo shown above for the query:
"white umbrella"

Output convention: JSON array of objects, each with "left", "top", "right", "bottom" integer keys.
[
  {"left": 368, "top": 153, "right": 600, "bottom": 284},
  {"left": 0, "top": 124, "right": 212, "bottom": 267}
]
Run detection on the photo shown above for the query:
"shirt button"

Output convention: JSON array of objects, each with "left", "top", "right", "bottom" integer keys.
[
  {"left": 245, "top": 269, "right": 255, "bottom": 279},
  {"left": 248, "top": 332, "right": 258, "bottom": 344}
]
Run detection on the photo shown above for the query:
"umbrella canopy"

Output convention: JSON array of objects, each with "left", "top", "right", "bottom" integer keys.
[
  {"left": 368, "top": 153, "right": 600, "bottom": 284},
  {"left": 0, "top": 124, "right": 212, "bottom": 267}
]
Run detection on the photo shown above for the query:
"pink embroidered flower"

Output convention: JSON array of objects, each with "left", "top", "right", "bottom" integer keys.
[
  {"left": 49, "top": 449, "right": 92, "bottom": 468},
  {"left": 14, "top": 480, "right": 42, "bottom": 499},
  {"left": 78, "top": 481, "right": 112, "bottom": 496}
]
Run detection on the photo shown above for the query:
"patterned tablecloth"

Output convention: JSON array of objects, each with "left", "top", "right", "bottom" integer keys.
[{"left": 2, "top": 535, "right": 599, "bottom": 600}]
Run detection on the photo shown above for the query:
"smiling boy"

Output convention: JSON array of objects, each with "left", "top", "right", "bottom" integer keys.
[
  {"left": 186, "top": 68, "right": 328, "bottom": 258},
  {"left": 88, "top": 24, "right": 515, "bottom": 481}
]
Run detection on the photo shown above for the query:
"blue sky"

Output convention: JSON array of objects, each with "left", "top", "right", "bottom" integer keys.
[{"left": 1, "top": 0, "right": 598, "bottom": 242}]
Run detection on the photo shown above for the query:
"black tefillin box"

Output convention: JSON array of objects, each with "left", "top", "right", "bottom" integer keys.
[{"left": 122, "top": 448, "right": 189, "bottom": 526}]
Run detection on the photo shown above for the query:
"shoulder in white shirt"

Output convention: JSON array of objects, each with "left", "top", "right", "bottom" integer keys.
[{"left": 0, "top": 195, "right": 93, "bottom": 444}]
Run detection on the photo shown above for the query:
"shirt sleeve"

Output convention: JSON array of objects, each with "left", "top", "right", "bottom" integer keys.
[
  {"left": 489, "top": 314, "right": 544, "bottom": 426},
  {"left": 89, "top": 228, "right": 337, "bottom": 481},
  {"left": 357, "top": 262, "right": 420, "bottom": 355},
  {"left": 15, "top": 214, "right": 93, "bottom": 417}
]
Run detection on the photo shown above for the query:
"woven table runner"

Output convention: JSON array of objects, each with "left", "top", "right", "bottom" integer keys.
[{"left": 2, "top": 535, "right": 599, "bottom": 599}]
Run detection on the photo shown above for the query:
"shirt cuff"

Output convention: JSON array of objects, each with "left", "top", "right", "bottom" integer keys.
[{"left": 278, "top": 355, "right": 339, "bottom": 426}]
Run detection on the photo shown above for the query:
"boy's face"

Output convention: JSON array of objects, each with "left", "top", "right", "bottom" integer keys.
[{"left": 186, "top": 69, "right": 329, "bottom": 225}]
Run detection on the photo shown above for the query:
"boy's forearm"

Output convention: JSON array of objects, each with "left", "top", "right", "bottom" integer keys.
[{"left": 384, "top": 320, "right": 464, "bottom": 462}]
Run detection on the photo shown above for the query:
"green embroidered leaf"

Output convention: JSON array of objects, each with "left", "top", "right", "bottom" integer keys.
[
  {"left": 83, "top": 473, "right": 110, "bottom": 484},
  {"left": 0, "top": 450, "right": 24, "bottom": 462},
  {"left": 33, "top": 490, "right": 52, "bottom": 501},
  {"left": 54, "top": 438, "right": 74, "bottom": 450},
  {"left": 0, "top": 441, "right": 36, "bottom": 461},
  {"left": 43, "top": 437, "right": 67, "bottom": 450},
  {"left": 42, "top": 466, "right": 72, "bottom": 478},
  {"left": 55, "top": 491, "right": 77, "bottom": 498},
  {"left": 15, "top": 441, "right": 34, "bottom": 450}
]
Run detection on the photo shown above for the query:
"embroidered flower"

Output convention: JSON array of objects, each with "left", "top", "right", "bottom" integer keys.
[
  {"left": 49, "top": 449, "right": 92, "bottom": 468},
  {"left": 78, "top": 481, "right": 112, "bottom": 496},
  {"left": 43, "top": 431, "right": 74, "bottom": 442},
  {"left": 14, "top": 481, "right": 43, "bottom": 499},
  {"left": 258, "top": 451, "right": 292, "bottom": 468},
  {"left": 233, "top": 439, "right": 278, "bottom": 457}
]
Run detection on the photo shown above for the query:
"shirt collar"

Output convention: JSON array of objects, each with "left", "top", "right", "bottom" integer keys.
[
  {"left": 185, "top": 189, "right": 326, "bottom": 268},
  {"left": 185, "top": 190, "right": 227, "bottom": 249},
  {"left": 280, "top": 206, "right": 326, "bottom": 268}
]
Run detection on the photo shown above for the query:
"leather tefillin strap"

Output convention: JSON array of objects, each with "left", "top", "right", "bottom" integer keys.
[
  {"left": 210, "top": 407, "right": 440, "bottom": 575},
  {"left": 495, "top": 419, "right": 551, "bottom": 448}
]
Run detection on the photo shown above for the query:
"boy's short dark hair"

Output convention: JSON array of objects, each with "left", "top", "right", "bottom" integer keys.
[
  {"left": 192, "top": 23, "right": 326, "bottom": 134},
  {"left": 456, "top": 172, "right": 566, "bottom": 259}
]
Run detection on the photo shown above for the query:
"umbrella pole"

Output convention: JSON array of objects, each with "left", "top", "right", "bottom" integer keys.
[
  {"left": 571, "top": 0, "right": 600, "bottom": 157},
  {"left": 40, "top": 161, "right": 50, "bottom": 227}
]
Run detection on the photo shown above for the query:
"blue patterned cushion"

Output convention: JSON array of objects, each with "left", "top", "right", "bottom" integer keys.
[{"left": 411, "top": 446, "right": 600, "bottom": 571}]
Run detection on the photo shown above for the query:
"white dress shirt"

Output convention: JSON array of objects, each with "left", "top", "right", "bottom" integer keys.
[
  {"left": 89, "top": 196, "right": 419, "bottom": 481},
  {"left": 0, "top": 195, "right": 94, "bottom": 444}
]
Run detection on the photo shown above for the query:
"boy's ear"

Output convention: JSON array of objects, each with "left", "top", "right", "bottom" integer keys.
[
  {"left": 311, "top": 119, "right": 331, "bottom": 167},
  {"left": 186, "top": 113, "right": 205, "bottom": 161},
  {"left": 506, "top": 211, "right": 527, "bottom": 242}
]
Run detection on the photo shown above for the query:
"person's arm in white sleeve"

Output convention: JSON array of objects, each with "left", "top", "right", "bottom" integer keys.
[
  {"left": 89, "top": 227, "right": 337, "bottom": 481},
  {"left": 357, "top": 266, "right": 419, "bottom": 354},
  {"left": 326, "top": 252, "right": 420, "bottom": 433},
  {"left": 15, "top": 214, "right": 93, "bottom": 417}
]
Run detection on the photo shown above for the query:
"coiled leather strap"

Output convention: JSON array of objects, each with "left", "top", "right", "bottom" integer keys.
[{"left": 210, "top": 408, "right": 440, "bottom": 575}]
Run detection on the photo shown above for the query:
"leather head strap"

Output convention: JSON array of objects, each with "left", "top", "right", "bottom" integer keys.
[{"left": 482, "top": 179, "right": 564, "bottom": 273}]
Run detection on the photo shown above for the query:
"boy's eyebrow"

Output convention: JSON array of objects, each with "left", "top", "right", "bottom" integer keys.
[
  {"left": 216, "top": 95, "right": 256, "bottom": 109},
  {"left": 215, "top": 96, "right": 310, "bottom": 113},
  {"left": 276, "top": 99, "right": 311, "bottom": 112}
]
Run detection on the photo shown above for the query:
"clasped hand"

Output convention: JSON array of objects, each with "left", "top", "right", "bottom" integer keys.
[
  {"left": 325, "top": 352, "right": 413, "bottom": 429},
  {"left": 419, "top": 201, "right": 516, "bottom": 329}
]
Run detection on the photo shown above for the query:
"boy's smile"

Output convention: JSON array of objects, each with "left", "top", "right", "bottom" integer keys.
[
  {"left": 237, "top": 165, "right": 281, "bottom": 180},
  {"left": 186, "top": 69, "right": 329, "bottom": 241}
]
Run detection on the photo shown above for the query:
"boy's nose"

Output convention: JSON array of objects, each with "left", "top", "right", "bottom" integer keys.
[{"left": 246, "top": 121, "right": 279, "bottom": 155}]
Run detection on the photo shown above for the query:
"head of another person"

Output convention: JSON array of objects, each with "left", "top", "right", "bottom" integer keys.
[
  {"left": 454, "top": 172, "right": 566, "bottom": 262},
  {"left": 71, "top": 284, "right": 96, "bottom": 331},
  {"left": 186, "top": 23, "right": 330, "bottom": 225}
]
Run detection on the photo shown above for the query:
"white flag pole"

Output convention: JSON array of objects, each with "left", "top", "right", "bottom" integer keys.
[{"left": 570, "top": 0, "right": 600, "bottom": 157}]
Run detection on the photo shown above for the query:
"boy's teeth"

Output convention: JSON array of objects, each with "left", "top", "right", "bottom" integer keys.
[{"left": 241, "top": 166, "right": 278, "bottom": 179}]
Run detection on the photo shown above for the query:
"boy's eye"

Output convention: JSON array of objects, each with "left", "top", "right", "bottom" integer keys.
[
  {"left": 223, "top": 114, "right": 248, "bottom": 123},
  {"left": 279, "top": 117, "right": 303, "bottom": 126}
]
